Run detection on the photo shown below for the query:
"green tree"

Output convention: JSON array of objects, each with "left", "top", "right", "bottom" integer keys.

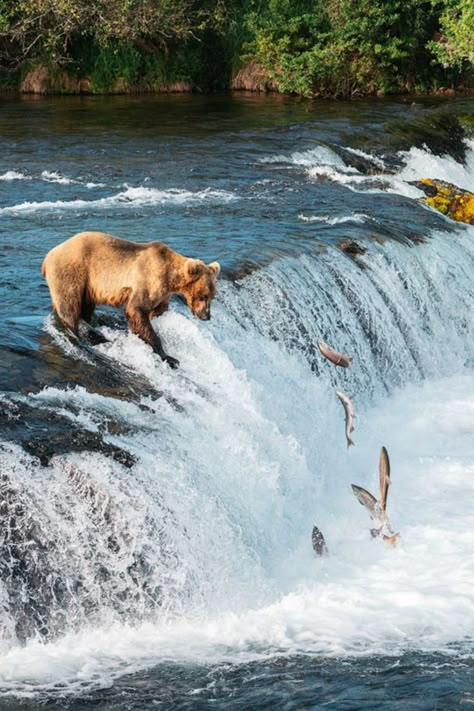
[
  {"left": 243, "top": 0, "right": 444, "bottom": 96},
  {"left": 429, "top": 0, "right": 474, "bottom": 67},
  {"left": 0, "top": 0, "right": 226, "bottom": 66}
]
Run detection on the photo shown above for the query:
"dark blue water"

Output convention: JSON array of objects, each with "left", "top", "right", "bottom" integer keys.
[
  {"left": 0, "top": 653, "right": 473, "bottom": 710},
  {"left": 0, "top": 93, "right": 473, "bottom": 710}
]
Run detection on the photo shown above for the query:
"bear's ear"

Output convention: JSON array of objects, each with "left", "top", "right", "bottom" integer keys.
[
  {"left": 208, "top": 261, "right": 220, "bottom": 276},
  {"left": 185, "top": 259, "right": 205, "bottom": 279}
]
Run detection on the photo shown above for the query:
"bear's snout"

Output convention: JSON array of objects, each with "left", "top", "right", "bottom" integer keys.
[{"left": 196, "top": 308, "right": 211, "bottom": 321}]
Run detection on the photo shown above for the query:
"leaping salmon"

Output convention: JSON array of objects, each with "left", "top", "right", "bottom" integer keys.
[
  {"left": 312, "top": 525, "right": 328, "bottom": 557},
  {"left": 352, "top": 484, "right": 387, "bottom": 530},
  {"left": 318, "top": 342, "right": 352, "bottom": 368},
  {"left": 379, "top": 445, "right": 390, "bottom": 513},
  {"left": 336, "top": 390, "right": 355, "bottom": 448},
  {"left": 351, "top": 446, "right": 399, "bottom": 545}
]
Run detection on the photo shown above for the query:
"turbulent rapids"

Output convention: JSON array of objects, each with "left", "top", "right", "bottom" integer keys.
[{"left": 0, "top": 95, "right": 473, "bottom": 700}]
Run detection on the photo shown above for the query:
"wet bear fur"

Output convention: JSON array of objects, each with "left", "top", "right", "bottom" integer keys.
[{"left": 42, "top": 231, "right": 220, "bottom": 368}]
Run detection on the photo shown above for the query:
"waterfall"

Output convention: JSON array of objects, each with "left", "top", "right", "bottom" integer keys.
[{"left": 1, "top": 222, "right": 473, "bottom": 656}]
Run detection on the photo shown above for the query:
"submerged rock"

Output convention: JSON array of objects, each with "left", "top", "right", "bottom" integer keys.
[
  {"left": 339, "top": 239, "right": 367, "bottom": 259},
  {"left": 415, "top": 179, "right": 474, "bottom": 224}
]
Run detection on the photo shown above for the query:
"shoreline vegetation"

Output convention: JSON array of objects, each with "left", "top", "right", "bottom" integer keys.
[{"left": 0, "top": 0, "right": 472, "bottom": 98}]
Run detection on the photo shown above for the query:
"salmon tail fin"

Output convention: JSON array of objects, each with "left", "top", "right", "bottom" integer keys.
[{"left": 347, "top": 438, "right": 355, "bottom": 448}]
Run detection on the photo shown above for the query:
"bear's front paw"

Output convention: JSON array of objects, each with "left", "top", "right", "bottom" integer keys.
[{"left": 164, "top": 355, "right": 180, "bottom": 369}]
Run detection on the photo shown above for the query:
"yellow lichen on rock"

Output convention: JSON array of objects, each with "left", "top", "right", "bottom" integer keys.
[{"left": 417, "top": 178, "right": 474, "bottom": 224}]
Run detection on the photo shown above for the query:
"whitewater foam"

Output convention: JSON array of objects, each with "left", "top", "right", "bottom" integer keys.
[
  {"left": 0, "top": 171, "right": 30, "bottom": 181},
  {"left": 40, "top": 170, "right": 105, "bottom": 188},
  {"left": 397, "top": 139, "right": 474, "bottom": 192},
  {"left": 260, "top": 146, "right": 357, "bottom": 173},
  {"left": 0, "top": 185, "right": 238, "bottom": 215},
  {"left": 298, "top": 213, "right": 369, "bottom": 225},
  {"left": 263, "top": 139, "right": 474, "bottom": 201},
  {"left": 0, "top": 367, "right": 472, "bottom": 697}
]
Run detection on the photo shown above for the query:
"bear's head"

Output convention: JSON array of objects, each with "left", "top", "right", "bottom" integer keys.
[{"left": 181, "top": 259, "right": 220, "bottom": 320}]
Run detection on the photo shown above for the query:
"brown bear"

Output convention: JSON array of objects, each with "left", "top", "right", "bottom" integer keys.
[{"left": 42, "top": 231, "right": 220, "bottom": 368}]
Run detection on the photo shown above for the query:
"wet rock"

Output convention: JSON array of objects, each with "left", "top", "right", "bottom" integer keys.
[
  {"left": 386, "top": 112, "right": 468, "bottom": 165},
  {"left": 0, "top": 323, "right": 164, "bottom": 403},
  {"left": 339, "top": 239, "right": 367, "bottom": 259},
  {"left": 226, "top": 260, "right": 263, "bottom": 282},
  {"left": 0, "top": 397, "right": 136, "bottom": 467},
  {"left": 415, "top": 179, "right": 474, "bottom": 224},
  {"left": 336, "top": 146, "right": 389, "bottom": 176}
]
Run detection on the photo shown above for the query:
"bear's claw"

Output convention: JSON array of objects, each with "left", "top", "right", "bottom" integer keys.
[{"left": 164, "top": 355, "right": 180, "bottom": 369}]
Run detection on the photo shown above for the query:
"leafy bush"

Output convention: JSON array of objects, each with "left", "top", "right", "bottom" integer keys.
[
  {"left": 243, "top": 0, "right": 463, "bottom": 96},
  {"left": 428, "top": 0, "right": 474, "bottom": 68},
  {"left": 0, "top": 0, "right": 472, "bottom": 95}
]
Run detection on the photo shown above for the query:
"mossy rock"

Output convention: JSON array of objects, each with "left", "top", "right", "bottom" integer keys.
[{"left": 415, "top": 178, "right": 474, "bottom": 225}]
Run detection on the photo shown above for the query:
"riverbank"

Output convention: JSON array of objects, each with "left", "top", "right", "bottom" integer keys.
[
  {"left": 1, "top": 0, "right": 473, "bottom": 99},
  {"left": 1, "top": 61, "right": 473, "bottom": 97}
]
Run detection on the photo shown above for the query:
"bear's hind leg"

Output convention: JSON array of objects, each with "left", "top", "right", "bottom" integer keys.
[
  {"left": 55, "top": 301, "right": 81, "bottom": 336},
  {"left": 81, "top": 295, "right": 109, "bottom": 346}
]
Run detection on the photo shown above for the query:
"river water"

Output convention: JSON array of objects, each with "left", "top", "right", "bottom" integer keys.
[{"left": 0, "top": 93, "right": 473, "bottom": 709}]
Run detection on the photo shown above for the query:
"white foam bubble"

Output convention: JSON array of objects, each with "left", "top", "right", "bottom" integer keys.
[
  {"left": 41, "top": 170, "right": 78, "bottom": 185},
  {"left": 343, "top": 147, "right": 388, "bottom": 169}
]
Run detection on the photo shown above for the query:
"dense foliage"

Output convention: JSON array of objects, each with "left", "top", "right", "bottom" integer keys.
[
  {"left": 428, "top": 0, "right": 474, "bottom": 68},
  {"left": 0, "top": 0, "right": 471, "bottom": 95}
]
